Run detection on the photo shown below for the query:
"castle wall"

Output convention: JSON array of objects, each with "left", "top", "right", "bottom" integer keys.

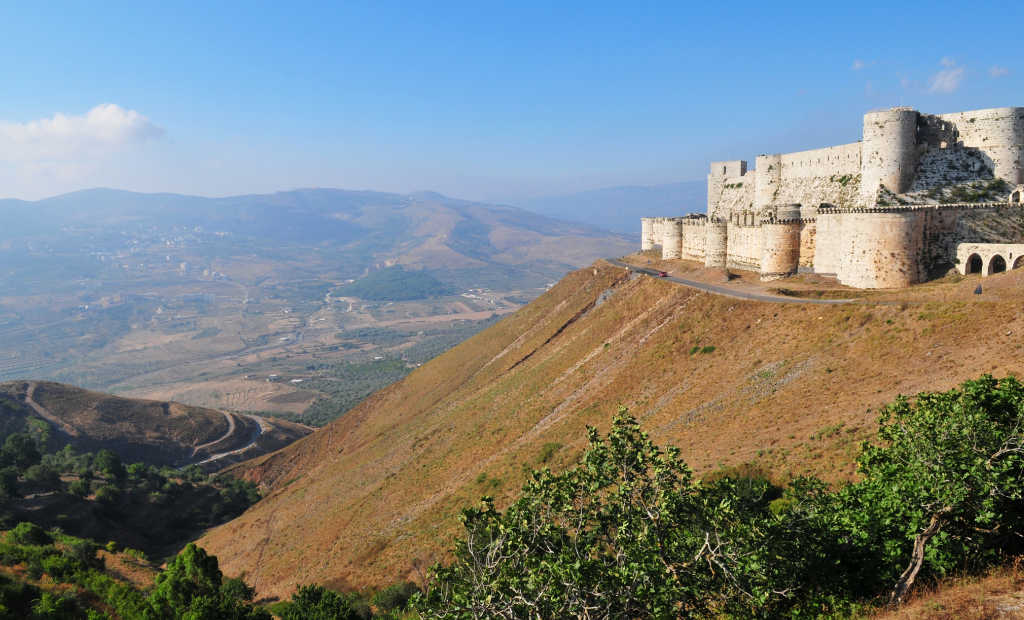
[
  {"left": 711, "top": 175, "right": 755, "bottom": 219},
  {"left": 813, "top": 212, "right": 842, "bottom": 275},
  {"left": 708, "top": 160, "right": 747, "bottom": 215},
  {"left": 836, "top": 211, "right": 925, "bottom": 288},
  {"left": 936, "top": 107, "right": 1024, "bottom": 185},
  {"left": 779, "top": 142, "right": 862, "bottom": 179},
  {"left": 726, "top": 222, "right": 762, "bottom": 271},
  {"left": 680, "top": 219, "right": 706, "bottom": 262},
  {"left": 799, "top": 220, "right": 816, "bottom": 269}
]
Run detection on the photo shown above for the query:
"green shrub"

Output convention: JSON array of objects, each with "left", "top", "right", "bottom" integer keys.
[{"left": 7, "top": 522, "right": 51, "bottom": 546}]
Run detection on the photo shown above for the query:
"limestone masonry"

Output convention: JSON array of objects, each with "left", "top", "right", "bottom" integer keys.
[{"left": 642, "top": 106, "right": 1024, "bottom": 288}]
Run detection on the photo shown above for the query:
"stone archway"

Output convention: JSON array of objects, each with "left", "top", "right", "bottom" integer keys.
[
  {"left": 1014, "top": 255, "right": 1024, "bottom": 270},
  {"left": 967, "top": 254, "right": 983, "bottom": 274},
  {"left": 988, "top": 255, "right": 1007, "bottom": 275},
  {"left": 1012, "top": 185, "right": 1024, "bottom": 204}
]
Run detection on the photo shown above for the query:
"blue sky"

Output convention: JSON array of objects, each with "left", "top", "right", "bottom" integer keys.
[{"left": 0, "top": 1, "right": 1021, "bottom": 201}]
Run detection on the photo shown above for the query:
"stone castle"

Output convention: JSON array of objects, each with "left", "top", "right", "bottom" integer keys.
[{"left": 642, "top": 106, "right": 1024, "bottom": 288}]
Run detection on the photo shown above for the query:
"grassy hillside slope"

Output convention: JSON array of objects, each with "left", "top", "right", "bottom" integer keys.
[
  {"left": 0, "top": 381, "right": 310, "bottom": 469},
  {"left": 199, "top": 261, "right": 1024, "bottom": 599}
]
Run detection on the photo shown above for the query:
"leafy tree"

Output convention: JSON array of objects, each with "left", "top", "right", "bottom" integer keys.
[
  {"left": 0, "top": 467, "right": 19, "bottom": 500},
  {"left": 23, "top": 464, "right": 61, "bottom": 489},
  {"left": 279, "top": 585, "right": 371, "bottom": 620},
  {"left": 418, "top": 380, "right": 1024, "bottom": 616},
  {"left": 371, "top": 581, "right": 419, "bottom": 613},
  {"left": 93, "top": 449, "right": 125, "bottom": 484},
  {"left": 0, "top": 433, "right": 40, "bottom": 470},
  {"left": 838, "top": 374, "right": 1024, "bottom": 604},
  {"left": 419, "top": 410, "right": 741, "bottom": 618},
  {"left": 93, "top": 484, "right": 121, "bottom": 506},
  {"left": 7, "top": 522, "right": 51, "bottom": 546},
  {"left": 68, "top": 479, "right": 90, "bottom": 498},
  {"left": 147, "top": 543, "right": 268, "bottom": 620}
]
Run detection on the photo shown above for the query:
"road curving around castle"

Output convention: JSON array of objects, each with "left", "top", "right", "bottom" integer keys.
[{"left": 604, "top": 258, "right": 856, "bottom": 305}]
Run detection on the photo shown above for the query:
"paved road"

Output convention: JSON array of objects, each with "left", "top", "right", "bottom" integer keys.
[
  {"left": 191, "top": 411, "right": 238, "bottom": 457},
  {"left": 192, "top": 414, "right": 265, "bottom": 467},
  {"left": 605, "top": 259, "right": 856, "bottom": 305}
]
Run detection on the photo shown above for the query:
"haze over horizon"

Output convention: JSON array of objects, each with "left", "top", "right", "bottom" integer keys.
[{"left": 2, "top": 2, "right": 1022, "bottom": 204}]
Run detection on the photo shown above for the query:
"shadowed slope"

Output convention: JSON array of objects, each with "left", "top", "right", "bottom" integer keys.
[{"left": 199, "top": 262, "right": 1024, "bottom": 598}]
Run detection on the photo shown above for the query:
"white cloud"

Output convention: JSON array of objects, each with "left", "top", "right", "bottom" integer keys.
[
  {"left": 0, "top": 104, "right": 164, "bottom": 198},
  {"left": 940, "top": 56, "right": 956, "bottom": 68},
  {"left": 0, "top": 104, "right": 163, "bottom": 163},
  {"left": 990, "top": 65, "right": 1009, "bottom": 78},
  {"left": 928, "top": 59, "right": 965, "bottom": 94},
  {"left": 851, "top": 59, "right": 865, "bottom": 71}
]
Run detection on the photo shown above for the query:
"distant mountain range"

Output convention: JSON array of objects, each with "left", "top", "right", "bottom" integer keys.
[
  {"left": 516, "top": 180, "right": 706, "bottom": 234},
  {"left": 0, "top": 187, "right": 636, "bottom": 290}
]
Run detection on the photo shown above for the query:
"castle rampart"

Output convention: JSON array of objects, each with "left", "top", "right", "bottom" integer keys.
[
  {"left": 644, "top": 105, "right": 1024, "bottom": 288},
  {"left": 779, "top": 142, "right": 862, "bottom": 180},
  {"left": 936, "top": 107, "right": 1024, "bottom": 185}
]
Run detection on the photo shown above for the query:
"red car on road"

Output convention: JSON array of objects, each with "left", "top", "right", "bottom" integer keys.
[{"left": 658, "top": 271, "right": 668, "bottom": 277}]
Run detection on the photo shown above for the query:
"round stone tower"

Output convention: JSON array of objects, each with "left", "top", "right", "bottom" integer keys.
[
  {"left": 835, "top": 210, "right": 924, "bottom": 288},
  {"left": 759, "top": 205, "right": 802, "bottom": 280},
  {"left": 641, "top": 218, "right": 656, "bottom": 251},
  {"left": 704, "top": 218, "right": 729, "bottom": 269},
  {"left": 661, "top": 218, "right": 682, "bottom": 259},
  {"left": 754, "top": 153, "right": 783, "bottom": 212},
  {"left": 979, "top": 107, "right": 1024, "bottom": 185},
  {"left": 859, "top": 107, "right": 919, "bottom": 205}
]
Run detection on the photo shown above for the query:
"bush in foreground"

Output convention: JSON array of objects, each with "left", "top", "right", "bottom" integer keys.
[{"left": 417, "top": 375, "right": 1024, "bottom": 618}]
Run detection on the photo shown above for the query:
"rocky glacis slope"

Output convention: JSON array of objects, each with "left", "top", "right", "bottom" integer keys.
[
  {"left": 199, "top": 261, "right": 1024, "bottom": 598},
  {"left": 0, "top": 380, "right": 311, "bottom": 469}
]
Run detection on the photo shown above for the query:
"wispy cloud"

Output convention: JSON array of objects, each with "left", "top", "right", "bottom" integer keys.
[
  {"left": 928, "top": 58, "right": 965, "bottom": 94},
  {"left": 851, "top": 59, "right": 865, "bottom": 71},
  {"left": 0, "top": 104, "right": 163, "bottom": 163},
  {"left": 989, "top": 65, "right": 1009, "bottom": 78}
]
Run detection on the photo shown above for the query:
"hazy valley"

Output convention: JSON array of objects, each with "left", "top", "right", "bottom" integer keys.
[{"left": 0, "top": 188, "right": 633, "bottom": 425}]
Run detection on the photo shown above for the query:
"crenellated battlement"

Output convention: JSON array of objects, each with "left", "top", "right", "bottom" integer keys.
[{"left": 642, "top": 105, "right": 1024, "bottom": 288}]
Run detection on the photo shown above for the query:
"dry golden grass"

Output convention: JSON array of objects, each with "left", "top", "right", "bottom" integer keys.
[
  {"left": 874, "top": 563, "right": 1024, "bottom": 619},
  {"left": 200, "top": 261, "right": 1024, "bottom": 599}
]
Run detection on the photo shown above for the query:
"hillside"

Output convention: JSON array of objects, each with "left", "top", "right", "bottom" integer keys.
[
  {"left": 198, "top": 259, "right": 1024, "bottom": 599},
  {"left": 0, "top": 381, "right": 310, "bottom": 469}
]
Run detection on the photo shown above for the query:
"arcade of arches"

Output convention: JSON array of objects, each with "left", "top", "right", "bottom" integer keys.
[{"left": 958, "top": 243, "right": 1024, "bottom": 277}]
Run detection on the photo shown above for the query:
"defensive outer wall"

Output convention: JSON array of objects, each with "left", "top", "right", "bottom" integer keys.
[{"left": 642, "top": 106, "right": 1024, "bottom": 288}]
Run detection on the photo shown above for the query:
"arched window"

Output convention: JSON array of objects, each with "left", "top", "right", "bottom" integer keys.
[
  {"left": 1013, "top": 255, "right": 1024, "bottom": 270},
  {"left": 966, "top": 254, "right": 983, "bottom": 274}
]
